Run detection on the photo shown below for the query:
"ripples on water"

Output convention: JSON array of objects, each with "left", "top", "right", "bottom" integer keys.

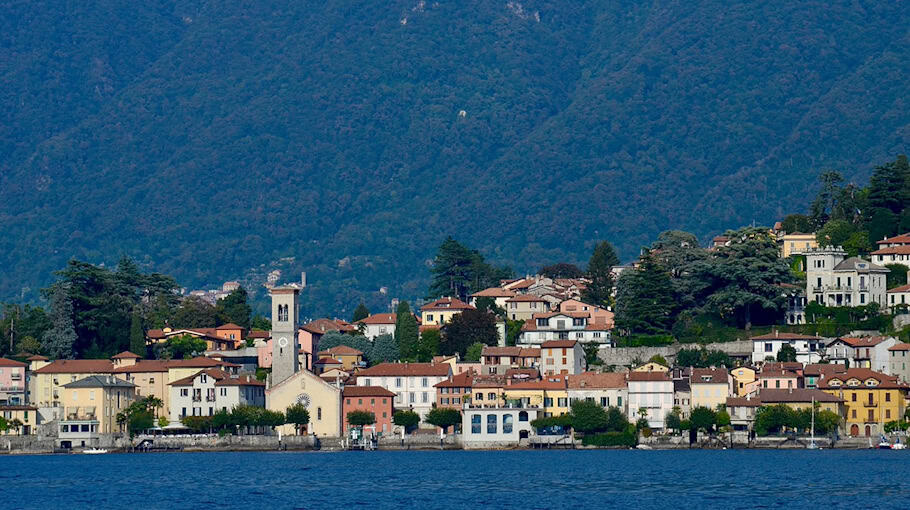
[{"left": 2, "top": 450, "right": 908, "bottom": 509}]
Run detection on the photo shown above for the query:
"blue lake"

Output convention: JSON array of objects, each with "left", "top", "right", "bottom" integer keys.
[{"left": 2, "top": 449, "right": 908, "bottom": 509}]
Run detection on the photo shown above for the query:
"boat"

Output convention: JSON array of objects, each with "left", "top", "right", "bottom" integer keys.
[
  {"left": 877, "top": 435, "right": 891, "bottom": 449},
  {"left": 892, "top": 437, "right": 906, "bottom": 450},
  {"left": 83, "top": 448, "right": 109, "bottom": 454}
]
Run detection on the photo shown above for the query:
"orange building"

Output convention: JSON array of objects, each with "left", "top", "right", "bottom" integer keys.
[
  {"left": 342, "top": 386, "right": 396, "bottom": 435},
  {"left": 435, "top": 371, "right": 474, "bottom": 409}
]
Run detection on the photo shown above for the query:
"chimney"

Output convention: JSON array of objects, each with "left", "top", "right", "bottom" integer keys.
[{"left": 775, "top": 330, "right": 779, "bottom": 338}]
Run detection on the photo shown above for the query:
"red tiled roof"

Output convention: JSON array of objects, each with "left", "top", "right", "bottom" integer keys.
[
  {"left": 482, "top": 346, "right": 522, "bottom": 357},
  {"left": 758, "top": 388, "right": 843, "bottom": 403},
  {"left": 532, "top": 311, "right": 589, "bottom": 319},
  {"left": 541, "top": 340, "right": 577, "bottom": 348},
  {"left": 802, "top": 364, "right": 847, "bottom": 377},
  {"left": 871, "top": 245, "right": 910, "bottom": 256},
  {"left": 628, "top": 372, "right": 670, "bottom": 382},
  {"left": 248, "top": 330, "right": 270, "bottom": 339},
  {"left": 111, "top": 351, "right": 141, "bottom": 359},
  {"left": 519, "top": 348, "right": 540, "bottom": 357},
  {"left": 166, "top": 356, "right": 240, "bottom": 368},
  {"left": 318, "top": 345, "right": 363, "bottom": 356},
  {"left": 507, "top": 377, "right": 567, "bottom": 390},
  {"left": 315, "top": 357, "right": 342, "bottom": 365},
  {"left": 344, "top": 386, "right": 397, "bottom": 398},
  {"left": 33, "top": 359, "right": 114, "bottom": 374},
  {"left": 215, "top": 323, "right": 243, "bottom": 330},
  {"left": 300, "top": 318, "right": 358, "bottom": 335},
  {"left": 505, "top": 295, "right": 548, "bottom": 303},
  {"left": 690, "top": 368, "right": 729, "bottom": 385},
  {"left": 567, "top": 372, "right": 626, "bottom": 389},
  {"left": 877, "top": 233, "right": 910, "bottom": 245},
  {"left": 470, "top": 288, "right": 517, "bottom": 298},
  {"left": 216, "top": 374, "right": 265, "bottom": 387},
  {"left": 817, "top": 368, "right": 908, "bottom": 390},
  {"left": 435, "top": 371, "right": 474, "bottom": 388},
  {"left": 505, "top": 368, "right": 539, "bottom": 380},
  {"left": 420, "top": 297, "right": 475, "bottom": 311},
  {"left": 888, "top": 284, "right": 910, "bottom": 293},
  {"left": 169, "top": 368, "right": 228, "bottom": 386},
  {"left": 834, "top": 336, "right": 888, "bottom": 347},
  {"left": 112, "top": 360, "right": 170, "bottom": 373},
  {"left": 356, "top": 313, "right": 397, "bottom": 325},
  {"left": 356, "top": 362, "right": 451, "bottom": 377},
  {"left": 726, "top": 396, "right": 762, "bottom": 407},
  {"left": 889, "top": 343, "right": 910, "bottom": 352},
  {"left": 26, "top": 355, "right": 48, "bottom": 361},
  {"left": 0, "top": 357, "right": 26, "bottom": 367}
]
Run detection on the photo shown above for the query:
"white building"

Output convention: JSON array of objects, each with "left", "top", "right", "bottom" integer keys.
[
  {"left": 469, "top": 287, "right": 516, "bottom": 310},
  {"left": 870, "top": 232, "right": 910, "bottom": 274},
  {"left": 627, "top": 371, "right": 674, "bottom": 430},
  {"left": 887, "top": 284, "right": 910, "bottom": 312},
  {"left": 567, "top": 372, "right": 628, "bottom": 416},
  {"left": 750, "top": 331, "right": 826, "bottom": 364},
  {"left": 355, "top": 313, "right": 397, "bottom": 340},
  {"left": 461, "top": 404, "right": 539, "bottom": 448},
  {"left": 540, "top": 340, "right": 586, "bottom": 376},
  {"left": 355, "top": 362, "right": 451, "bottom": 424},
  {"left": 825, "top": 336, "right": 898, "bottom": 373},
  {"left": 168, "top": 368, "right": 265, "bottom": 422},
  {"left": 519, "top": 312, "right": 612, "bottom": 345},
  {"left": 806, "top": 246, "right": 889, "bottom": 307}
]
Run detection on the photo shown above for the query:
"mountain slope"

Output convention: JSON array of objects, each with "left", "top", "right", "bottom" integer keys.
[{"left": 0, "top": 0, "right": 907, "bottom": 316}]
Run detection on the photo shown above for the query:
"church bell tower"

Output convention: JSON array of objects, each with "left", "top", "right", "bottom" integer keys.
[{"left": 270, "top": 286, "right": 300, "bottom": 386}]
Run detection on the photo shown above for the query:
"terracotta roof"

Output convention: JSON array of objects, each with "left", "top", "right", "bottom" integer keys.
[
  {"left": 112, "top": 360, "right": 171, "bottom": 373},
  {"left": 25, "top": 355, "right": 48, "bottom": 361},
  {"left": 889, "top": 343, "right": 910, "bottom": 352},
  {"left": 356, "top": 313, "right": 398, "bottom": 325},
  {"left": 532, "top": 311, "right": 589, "bottom": 319},
  {"left": 877, "top": 233, "right": 910, "bottom": 245},
  {"left": 505, "top": 295, "right": 548, "bottom": 303},
  {"left": 470, "top": 287, "right": 517, "bottom": 298},
  {"left": 300, "top": 318, "right": 358, "bottom": 335},
  {"left": 112, "top": 351, "right": 141, "bottom": 360},
  {"left": 248, "top": 330, "right": 270, "bottom": 339},
  {"left": 832, "top": 336, "right": 889, "bottom": 347},
  {"left": 888, "top": 284, "right": 910, "bottom": 293},
  {"left": 802, "top": 364, "right": 847, "bottom": 377},
  {"left": 872, "top": 245, "right": 910, "bottom": 256},
  {"left": 0, "top": 357, "right": 26, "bottom": 367},
  {"left": 169, "top": 368, "right": 228, "bottom": 386},
  {"left": 215, "top": 323, "right": 243, "bottom": 330},
  {"left": 541, "top": 340, "right": 577, "bottom": 348},
  {"left": 519, "top": 348, "right": 541, "bottom": 357},
  {"left": 0, "top": 405, "right": 38, "bottom": 411},
  {"left": 482, "top": 346, "right": 522, "bottom": 357},
  {"left": 751, "top": 332, "right": 819, "bottom": 340},
  {"left": 817, "top": 368, "right": 908, "bottom": 390},
  {"left": 628, "top": 372, "right": 671, "bottom": 382},
  {"left": 315, "top": 357, "right": 342, "bottom": 365},
  {"left": 356, "top": 362, "right": 451, "bottom": 377},
  {"left": 418, "top": 325, "right": 441, "bottom": 333},
  {"left": 690, "top": 368, "right": 729, "bottom": 385},
  {"left": 344, "top": 386, "right": 396, "bottom": 398},
  {"left": 435, "top": 371, "right": 475, "bottom": 388},
  {"left": 759, "top": 369, "right": 799, "bottom": 379},
  {"left": 758, "top": 388, "right": 844, "bottom": 403},
  {"left": 420, "top": 297, "right": 475, "bottom": 311},
  {"left": 318, "top": 345, "right": 363, "bottom": 356},
  {"left": 505, "top": 368, "right": 540, "bottom": 380},
  {"left": 33, "top": 359, "right": 114, "bottom": 374},
  {"left": 507, "top": 377, "right": 568, "bottom": 390},
  {"left": 567, "top": 372, "right": 626, "bottom": 389},
  {"left": 726, "top": 396, "right": 762, "bottom": 408},
  {"left": 166, "top": 356, "right": 240, "bottom": 369},
  {"left": 761, "top": 362, "right": 803, "bottom": 373},
  {"left": 215, "top": 374, "right": 265, "bottom": 387}
]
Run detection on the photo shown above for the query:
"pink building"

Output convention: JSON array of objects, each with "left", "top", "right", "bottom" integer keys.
[
  {"left": 0, "top": 358, "right": 27, "bottom": 405},
  {"left": 297, "top": 319, "right": 357, "bottom": 371},
  {"left": 258, "top": 339, "right": 273, "bottom": 369}
]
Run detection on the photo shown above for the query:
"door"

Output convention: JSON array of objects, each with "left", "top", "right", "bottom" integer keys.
[
  {"left": 850, "top": 424, "right": 859, "bottom": 436},
  {"left": 865, "top": 425, "right": 871, "bottom": 437}
]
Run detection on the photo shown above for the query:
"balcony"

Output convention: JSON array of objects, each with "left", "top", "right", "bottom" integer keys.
[
  {"left": 0, "top": 385, "right": 24, "bottom": 392},
  {"left": 10, "top": 373, "right": 22, "bottom": 380},
  {"left": 206, "top": 395, "right": 216, "bottom": 402},
  {"left": 862, "top": 400, "right": 877, "bottom": 407},
  {"left": 192, "top": 396, "right": 202, "bottom": 402}
]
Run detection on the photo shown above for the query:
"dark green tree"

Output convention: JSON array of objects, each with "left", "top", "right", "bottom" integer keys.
[
  {"left": 172, "top": 297, "right": 220, "bottom": 328},
  {"left": 816, "top": 219, "right": 856, "bottom": 248},
  {"left": 474, "top": 297, "right": 505, "bottom": 317},
  {"left": 570, "top": 399, "right": 609, "bottom": 434},
  {"left": 369, "top": 334, "right": 400, "bottom": 363},
  {"left": 885, "top": 264, "right": 909, "bottom": 289},
  {"left": 689, "top": 407, "right": 716, "bottom": 433},
  {"left": 776, "top": 344, "right": 798, "bottom": 362},
  {"left": 464, "top": 341, "right": 485, "bottom": 362},
  {"left": 250, "top": 315, "right": 271, "bottom": 331},
  {"left": 216, "top": 287, "right": 252, "bottom": 329},
  {"left": 441, "top": 309, "right": 498, "bottom": 356},
  {"left": 614, "top": 254, "right": 676, "bottom": 334},
  {"left": 129, "top": 311, "right": 146, "bottom": 357},
  {"left": 42, "top": 283, "right": 77, "bottom": 359},
  {"left": 427, "top": 237, "right": 510, "bottom": 302},
  {"left": 352, "top": 302, "right": 370, "bottom": 322},
  {"left": 347, "top": 410, "right": 376, "bottom": 427},
  {"left": 424, "top": 407, "right": 461, "bottom": 433},
  {"left": 809, "top": 171, "right": 845, "bottom": 228},
  {"left": 581, "top": 241, "right": 620, "bottom": 307},
  {"left": 781, "top": 214, "right": 813, "bottom": 234},
  {"left": 539, "top": 263, "right": 584, "bottom": 279},
  {"left": 393, "top": 410, "right": 420, "bottom": 433},
  {"left": 416, "top": 328, "right": 441, "bottom": 362},
  {"left": 394, "top": 302, "right": 419, "bottom": 361}
]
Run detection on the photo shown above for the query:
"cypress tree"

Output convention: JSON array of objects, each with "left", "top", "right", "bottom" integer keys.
[
  {"left": 582, "top": 241, "right": 620, "bottom": 307},
  {"left": 43, "top": 284, "right": 77, "bottom": 359},
  {"left": 394, "top": 301, "right": 418, "bottom": 361},
  {"left": 129, "top": 311, "right": 146, "bottom": 357},
  {"left": 352, "top": 302, "right": 370, "bottom": 322}
]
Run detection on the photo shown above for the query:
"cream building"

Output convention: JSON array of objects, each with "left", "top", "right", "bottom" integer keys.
[
  {"left": 780, "top": 232, "right": 818, "bottom": 258},
  {"left": 59, "top": 375, "right": 136, "bottom": 448},
  {"left": 689, "top": 368, "right": 731, "bottom": 410},
  {"left": 267, "top": 368, "right": 342, "bottom": 437},
  {"left": 567, "top": 372, "right": 627, "bottom": 415},
  {"left": 169, "top": 368, "right": 264, "bottom": 422},
  {"left": 32, "top": 359, "right": 116, "bottom": 408},
  {"left": 504, "top": 295, "right": 550, "bottom": 321},
  {"left": 806, "top": 247, "right": 889, "bottom": 307},
  {"left": 420, "top": 297, "right": 475, "bottom": 326}
]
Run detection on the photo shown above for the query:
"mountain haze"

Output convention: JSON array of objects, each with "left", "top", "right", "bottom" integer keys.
[{"left": 1, "top": 0, "right": 907, "bottom": 315}]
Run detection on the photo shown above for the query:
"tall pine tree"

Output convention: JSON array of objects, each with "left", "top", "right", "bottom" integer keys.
[
  {"left": 129, "top": 311, "right": 146, "bottom": 357},
  {"left": 614, "top": 254, "right": 676, "bottom": 335},
  {"left": 394, "top": 301, "right": 419, "bottom": 361},
  {"left": 43, "top": 284, "right": 77, "bottom": 359},
  {"left": 352, "top": 302, "right": 370, "bottom": 322},
  {"left": 581, "top": 241, "right": 620, "bottom": 307}
]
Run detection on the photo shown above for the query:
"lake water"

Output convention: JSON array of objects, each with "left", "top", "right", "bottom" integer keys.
[{"left": 2, "top": 449, "right": 908, "bottom": 509}]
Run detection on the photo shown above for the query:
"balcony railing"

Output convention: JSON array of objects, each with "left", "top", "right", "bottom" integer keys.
[
  {"left": 0, "top": 385, "right": 24, "bottom": 392},
  {"left": 10, "top": 373, "right": 22, "bottom": 380},
  {"left": 862, "top": 400, "right": 877, "bottom": 407},
  {"left": 206, "top": 395, "right": 216, "bottom": 402},
  {"left": 192, "top": 396, "right": 202, "bottom": 402}
]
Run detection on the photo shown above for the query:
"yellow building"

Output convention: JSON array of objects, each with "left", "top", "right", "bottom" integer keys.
[
  {"left": 0, "top": 405, "right": 39, "bottom": 435},
  {"left": 502, "top": 378, "right": 569, "bottom": 417},
  {"left": 59, "top": 375, "right": 136, "bottom": 448},
  {"left": 316, "top": 345, "right": 364, "bottom": 371},
  {"left": 420, "top": 297, "right": 475, "bottom": 326},
  {"left": 818, "top": 369, "right": 907, "bottom": 438},
  {"left": 731, "top": 366, "right": 758, "bottom": 397},
  {"left": 111, "top": 353, "right": 172, "bottom": 421},
  {"left": 633, "top": 362, "right": 669, "bottom": 373},
  {"left": 780, "top": 232, "right": 818, "bottom": 258},
  {"left": 266, "top": 368, "right": 342, "bottom": 438},
  {"left": 690, "top": 368, "right": 731, "bottom": 410},
  {"left": 757, "top": 388, "right": 845, "bottom": 414},
  {"left": 31, "top": 359, "right": 116, "bottom": 408}
]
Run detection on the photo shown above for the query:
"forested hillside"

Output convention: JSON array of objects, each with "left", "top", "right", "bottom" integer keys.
[{"left": 1, "top": 0, "right": 907, "bottom": 316}]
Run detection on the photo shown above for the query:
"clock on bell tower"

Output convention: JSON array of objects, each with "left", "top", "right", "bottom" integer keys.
[{"left": 270, "top": 286, "right": 300, "bottom": 386}]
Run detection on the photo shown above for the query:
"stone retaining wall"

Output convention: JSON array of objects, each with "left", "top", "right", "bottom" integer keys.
[{"left": 599, "top": 340, "right": 753, "bottom": 366}]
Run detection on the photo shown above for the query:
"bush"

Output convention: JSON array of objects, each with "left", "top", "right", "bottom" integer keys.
[
  {"left": 615, "top": 335, "right": 674, "bottom": 348},
  {"left": 581, "top": 426, "right": 638, "bottom": 447}
]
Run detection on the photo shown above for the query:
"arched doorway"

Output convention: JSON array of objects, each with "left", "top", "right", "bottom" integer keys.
[
  {"left": 865, "top": 425, "right": 871, "bottom": 437},
  {"left": 519, "top": 430, "right": 529, "bottom": 439},
  {"left": 850, "top": 424, "right": 859, "bottom": 436}
]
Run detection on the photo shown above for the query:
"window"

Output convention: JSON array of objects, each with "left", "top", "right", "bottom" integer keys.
[
  {"left": 201, "top": 374, "right": 207, "bottom": 383},
  {"left": 395, "top": 378, "right": 402, "bottom": 388},
  {"left": 886, "top": 409, "right": 891, "bottom": 419},
  {"left": 765, "top": 343, "right": 773, "bottom": 353},
  {"left": 422, "top": 392, "right": 428, "bottom": 403},
  {"left": 544, "top": 397, "right": 553, "bottom": 407},
  {"left": 618, "top": 397, "right": 622, "bottom": 407},
  {"left": 537, "top": 318, "right": 548, "bottom": 327},
  {"left": 487, "top": 414, "right": 497, "bottom": 434},
  {"left": 422, "top": 377, "right": 428, "bottom": 387},
  {"left": 558, "top": 398, "right": 567, "bottom": 407},
  {"left": 409, "top": 393, "right": 415, "bottom": 403},
  {"left": 852, "top": 393, "right": 857, "bottom": 401},
  {"left": 471, "top": 415, "right": 481, "bottom": 434},
  {"left": 886, "top": 392, "right": 891, "bottom": 402},
  {"left": 426, "top": 314, "right": 434, "bottom": 322},
  {"left": 441, "top": 398, "right": 449, "bottom": 405},
  {"left": 220, "top": 388, "right": 227, "bottom": 396},
  {"left": 149, "top": 377, "right": 155, "bottom": 384},
  {"left": 487, "top": 392, "right": 495, "bottom": 401},
  {"left": 573, "top": 318, "right": 585, "bottom": 327},
  {"left": 317, "top": 407, "right": 322, "bottom": 420},
  {"left": 851, "top": 409, "right": 856, "bottom": 419},
  {"left": 601, "top": 397, "right": 608, "bottom": 407},
  {"left": 503, "top": 414, "right": 514, "bottom": 434},
  {"left": 358, "top": 399, "right": 363, "bottom": 405},
  {"left": 363, "top": 378, "right": 371, "bottom": 386},
  {"left": 519, "top": 411, "right": 528, "bottom": 422},
  {"left": 346, "top": 399, "right": 351, "bottom": 405}
]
